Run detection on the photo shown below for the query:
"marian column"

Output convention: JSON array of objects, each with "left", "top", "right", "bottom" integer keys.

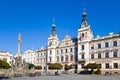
[
  {"left": 14, "top": 34, "right": 27, "bottom": 76},
  {"left": 17, "top": 34, "right": 22, "bottom": 57},
  {"left": 15, "top": 34, "right": 22, "bottom": 68}
]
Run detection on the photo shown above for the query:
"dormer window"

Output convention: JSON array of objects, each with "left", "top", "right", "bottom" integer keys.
[{"left": 65, "top": 42, "right": 68, "bottom": 45}]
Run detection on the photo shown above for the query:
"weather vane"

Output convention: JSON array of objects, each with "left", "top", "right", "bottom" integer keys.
[
  {"left": 52, "top": 18, "right": 55, "bottom": 24},
  {"left": 83, "top": 0, "right": 86, "bottom": 11}
]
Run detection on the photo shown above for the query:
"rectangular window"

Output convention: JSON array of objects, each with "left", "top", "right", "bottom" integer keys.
[
  {"left": 81, "top": 64, "right": 84, "bottom": 69},
  {"left": 61, "top": 56, "right": 63, "bottom": 62},
  {"left": 98, "top": 64, "right": 101, "bottom": 68},
  {"left": 91, "top": 54, "right": 94, "bottom": 59},
  {"left": 114, "top": 63, "right": 118, "bottom": 68},
  {"left": 113, "top": 51, "right": 118, "bottom": 57},
  {"left": 91, "top": 46, "right": 94, "bottom": 50},
  {"left": 41, "top": 59, "right": 42, "bottom": 63},
  {"left": 44, "top": 59, "right": 45, "bottom": 62},
  {"left": 105, "top": 42, "right": 109, "bottom": 48},
  {"left": 98, "top": 43, "right": 101, "bottom": 49},
  {"left": 113, "top": 41, "right": 117, "bottom": 46},
  {"left": 57, "top": 56, "right": 59, "bottom": 62},
  {"left": 49, "top": 57, "right": 51, "bottom": 62},
  {"left": 57, "top": 50, "right": 59, "bottom": 54},
  {"left": 105, "top": 52, "right": 109, "bottom": 58},
  {"left": 81, "top": 45, "right": 84, "bottom": 50},
  {"left": 70, "top": 48, "right": 73, "bottom": 52},
  {"left": 66, "top": 49, "right": 68, "bottom": 53},
  {"left": 106, "top": 63, "right": 109, "bottom": 69},
  {"left": 50, "top": 50, "right": 52, "bottom": 55},
  {"left": 38, "top": 54, "right": 39, "bottom": 57},
  {"left": 41, "top": 53, "right": 42, "bottom": 56},
  {"left": 81, "top": 54, "right": 84, "bottom": 59},
  {"left": 98, "top": 53, "right": 101, "bottom": 58}
]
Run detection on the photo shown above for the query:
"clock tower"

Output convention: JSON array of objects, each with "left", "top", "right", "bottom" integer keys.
[
  {"left": 47, "top": 19, "right": 59, "bottom": 63},
  {"left": 77, "top": 9, "right": 93, "bottom": 69},
  {"left": 78, "top": 9, "right": 93, "bottom": 42},
  {"left": 48, "top": 19, "right": 59, "bottom": 48}
]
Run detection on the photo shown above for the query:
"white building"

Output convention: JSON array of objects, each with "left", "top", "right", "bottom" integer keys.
[
  {"left": 0, "top": 51, "right": 13, "bottom": 65},
  {"left": 36, "top": 47, "right": 46, "bottom": 71},
  {"left": 22, "top": 50, "right": 36, "bottom": 65},
  {"left": 36, "top": 9, "right": 120, "bottom": 74}
]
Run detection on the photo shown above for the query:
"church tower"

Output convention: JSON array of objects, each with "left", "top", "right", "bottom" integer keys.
[
  {"left": 77, "top": 9, "right": 93, "bottom": 70},
  {"left": 78, "top": 9, "right": 93, "bottom": 41},
  {"left": 48, "top": 19, "right": 59, "bottom": 48},
  {"left": 47, "top": 19, "right": 59, "bottom": 63}
]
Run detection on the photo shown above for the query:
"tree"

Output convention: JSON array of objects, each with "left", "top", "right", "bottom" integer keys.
[
  {"left": 64, "top": 64, "right": 73, "bottom": 71},
  {"left": 48, "top": 63, "right": 63, "bottom": 74},
  {"left": 84, "top": 63, "right": 100, "bottom": 70},
  {"left": 35, "top": 65, "right": 42, "bottom": 70},
  {"left": 0, "top": 60, "right": 11, "bottom": 69},
  {"left": 27, "top": 63, "right": 35, "bottom": 70},
  {"left": 84, "top": 63, "right": 100, "bottom": 74},
  {"left": 95, "top": 68, "right": 101, "bottom": 74}
]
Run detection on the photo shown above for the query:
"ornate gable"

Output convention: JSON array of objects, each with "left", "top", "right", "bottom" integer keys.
[{"left": 58, "top": 35, "right": 74, "bottom": 47}]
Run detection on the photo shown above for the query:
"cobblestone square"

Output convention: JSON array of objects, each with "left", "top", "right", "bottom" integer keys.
[{"left": 9, "top": 74, "right": 120, "bottom": 80}]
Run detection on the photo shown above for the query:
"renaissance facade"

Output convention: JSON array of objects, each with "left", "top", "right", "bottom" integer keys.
[{"left": 35, "top": 9, "right": 120, "bottom": 74}]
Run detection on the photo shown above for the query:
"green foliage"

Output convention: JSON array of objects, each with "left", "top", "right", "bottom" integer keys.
[
  {"left": 64, "top": 64, "right": 73, "bottom": 71},
  {"left": 27, "top": 63, "right": 35, "bottom": 70},
  {"left": 48, "top": 63, "right": 63, "bottom": 70},
  {"left": 84, "top": 63, "right": 100, "bottom": 70},
  {"left": 84, "top": 63, "right": 100, "bottom": 74},
  {"left": 35, "top": 65, "right": 42, "bottom": 70},
  {"left": 0, "top": 60, "right": 11, "bottom": 69},
  {"left": 95, "top": 68, "right": 101, "bottom": 74}
]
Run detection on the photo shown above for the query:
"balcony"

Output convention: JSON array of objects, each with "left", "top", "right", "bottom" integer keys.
[{"left": 78, "top": 59, "right": 85, "bottom": 64}]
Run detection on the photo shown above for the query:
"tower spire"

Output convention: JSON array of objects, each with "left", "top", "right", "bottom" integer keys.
[
  {"left": 80, "top": 1, "right": 89, "bottom": 29},
  {"left": 51, "top": 18, "right": 57, "bottom": 37},
  {"left": 80, "top": 8, "right": 89, "bottom": 28}
]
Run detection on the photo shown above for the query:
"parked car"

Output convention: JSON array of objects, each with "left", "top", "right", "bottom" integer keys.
[{"left": 79, "top": 70, "right": 90, "bottom": 74}]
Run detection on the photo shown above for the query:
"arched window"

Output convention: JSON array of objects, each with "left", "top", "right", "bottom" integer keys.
[
  {"left": 70, "top": 55, "right": 73, "bottom": 61},
  {"left": 65, "top": 55, "right": 69, "bottom": 62},
  {"left": 82, "top": 33, "right": 84, "bottom": 38}
]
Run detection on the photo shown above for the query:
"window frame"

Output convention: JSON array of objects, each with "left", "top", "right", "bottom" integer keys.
[{"left": 98, "top": 43, "right": 101, "bottom": 49}]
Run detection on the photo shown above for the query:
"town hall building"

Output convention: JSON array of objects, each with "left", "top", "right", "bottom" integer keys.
[{"left": 33, "top": 9, "right": 120, "bottom": 74}]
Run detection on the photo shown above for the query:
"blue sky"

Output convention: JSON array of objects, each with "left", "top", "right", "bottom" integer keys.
[{"left": 0, "top": 0, "right": 120, "bottom": 55}]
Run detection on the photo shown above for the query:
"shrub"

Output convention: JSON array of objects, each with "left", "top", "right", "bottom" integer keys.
[
  {"left": 35, "top": 66, "right": 42, "bottom": 70},
  {"left": 64, "top": 64, "right": 73, "bottom": 71},
  {"left": 95, "top": 68, "right": 101, "bottom": 74},
  {"left": 0, "top": 60, "right": 11, "bottom": 69},
  {"left": 27, "top": 63, "right": 35, "bottom": 70}
]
